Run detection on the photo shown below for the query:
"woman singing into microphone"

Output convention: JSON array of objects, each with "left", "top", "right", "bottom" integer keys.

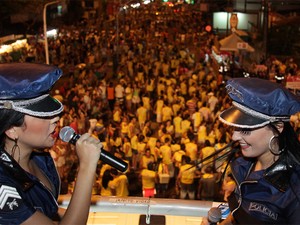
[
  {"left": 0, "top": 63, "right": 102, "bottom": 224},
  {"left": 202, "top": 77, "right": 300, "bottom": 225}
]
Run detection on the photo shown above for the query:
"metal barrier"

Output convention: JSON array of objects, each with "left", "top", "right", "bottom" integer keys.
[{"left": 58, "top": 195, "right": 218, "bottom": 217}]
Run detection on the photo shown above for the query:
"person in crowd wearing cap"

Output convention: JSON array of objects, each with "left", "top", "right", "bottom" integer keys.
[
  {"left": 201, "top": 77, "right": 300, "bottom": 225},
  {"left": 0, "top": 63, "right": 102, "bottom": 224}
]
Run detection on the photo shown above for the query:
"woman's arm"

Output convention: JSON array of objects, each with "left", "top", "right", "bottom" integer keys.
[{"left": 22, "top": 133, "right": 102, "bottom": 225}]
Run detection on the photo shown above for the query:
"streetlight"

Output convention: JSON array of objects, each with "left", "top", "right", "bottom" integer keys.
[{"left": 43, "top": 0, "right": 60, "bottom": 64}]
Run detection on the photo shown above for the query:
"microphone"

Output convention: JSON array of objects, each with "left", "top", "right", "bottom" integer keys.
[
  {"left": 190, "top": 141, "right": 239, "bottom": 170},
  {"left": 207, "top": 207, "right": 222, "bottom": 225},
  {"left": 59, "top": 126, "right": 128, "bottom": 172}
]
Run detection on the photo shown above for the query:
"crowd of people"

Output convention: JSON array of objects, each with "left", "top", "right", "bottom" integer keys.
[{"left": 1, "top": 7, "right": 300, "bottom": 204}]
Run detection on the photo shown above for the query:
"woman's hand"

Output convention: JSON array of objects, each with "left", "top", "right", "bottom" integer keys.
[
  {"left": 200, "top": 217, "right": 210, "bottom": 225},
  {"left": 201, "top": 213, "right": 234, "bottom": 225},
  {"left": 75, "top": 133, "right": 102, "bottom": 169}
]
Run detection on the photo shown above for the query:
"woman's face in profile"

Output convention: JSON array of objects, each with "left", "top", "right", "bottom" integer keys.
[
  {"left": 15, "top": 115, "right": 60, "bottom": 149},
  {"left": 232, "top": 126, "right": 274, "bottom": 159}
]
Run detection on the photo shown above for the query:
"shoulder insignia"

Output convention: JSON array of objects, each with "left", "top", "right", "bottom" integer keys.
[{"left": 0, "top": 185, "right": 22, "bottom": 211}]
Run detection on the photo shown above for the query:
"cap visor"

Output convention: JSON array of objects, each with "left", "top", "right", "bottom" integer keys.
[
  {"left": 219, "top": 106, "right": 269, "bottom": 128},
  {"left": 23, "top": 95, "right": 63, "bottom": 117}
]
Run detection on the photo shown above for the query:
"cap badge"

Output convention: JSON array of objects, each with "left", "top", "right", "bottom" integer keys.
[{"left": 226, "top": 84, "right": 244, "bottom": 102}]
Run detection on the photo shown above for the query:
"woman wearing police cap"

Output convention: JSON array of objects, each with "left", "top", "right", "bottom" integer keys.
[
  {"left": 0, "top": 63, "right": 102, "bottom": 224},
  {"left": 202, "top": 77, "right": 300, "bottom": 225}
]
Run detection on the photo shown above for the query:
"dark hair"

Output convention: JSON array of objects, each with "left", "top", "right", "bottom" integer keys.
[
  {"left": 147, "top": 162, "right": 155, "bottom": 171},
  {"left": 187, "top": 131, "right": 195, "bottom": 141},
  {"left": 182, "top": 155, "right": 191, "bottom": 164},
  {"left": 146, "top": 129, "right": 153, "bottom": 137},
  {"left": 102, "top": 169, "right": 113, "bottom": 189},
  {"left": 204, "top": 139, "right": 211, "bottom": 146},
  {"left": 180, "top": 143, "right": 186, "bottom": 150},
  {"left": 138, "top": 134, "right": 145, "bottom": 142},
  {"left": 227, "top": 173, "right": 234, "bottom": 179},
  {"left": 110, "top": 168, "right": 118, "bottom": 176},
  {"left": 164, "top": 137, "right": 170, "bottom": 143},
  {"left": 219, "top": 131, "right": 226, "bottom": 142},
  {"left": 277, "top": 122, "right": 300, "bottom": 162},
  {"left": 204, "top": 165, "right": 214, "bottom": 173},
  {"left": 0, "top": 109, "right": 25, "bottom": 149}
]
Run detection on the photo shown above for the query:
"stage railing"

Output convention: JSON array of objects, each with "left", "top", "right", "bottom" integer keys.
[{"left": 59, "top": 195, "right": 222, "bottom": 217}]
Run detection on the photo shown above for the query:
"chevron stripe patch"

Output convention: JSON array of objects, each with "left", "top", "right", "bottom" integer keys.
[{"left": 0, "top": 185, "right": 22, "bottom": 211}]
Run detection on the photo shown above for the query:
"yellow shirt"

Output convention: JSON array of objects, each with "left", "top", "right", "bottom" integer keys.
[
  {"left": 146, "top": 79, "right": 154, "bottom": 92},
  {"left": 172, "top": 103, "right": 181, "bottom": 116},
  {"left": 128, "top": 123, "right": 135, "bottom": 138},
  {"left": 141, "top": 169, "right": 156, "bottom": 189},
  {"left": 155, "top": 100, "right": 164, "bottom": 114},
  {"left": 167, "top": 86, "right": 174, "bottom": 103},
  {"left": 125, "top": 87, "right": 133, "bottom": 100},
  {"left": 121, "top": 122, "right": 129, "bottom": 135},
  {"left": 171, "top": 143, "right": 181, "bottom": 153},
  {"left": 113, "top": 109, "right": 121, "bottom": 123},
  {"left": 173, "top": 116, "right": 182, "bottom": 134},
  {"left": 142, "top": 96, "right": 151, "bottom": 110},
  {"left": 160, "top": 134, "right": 172, "bottom": 144},
  {"left": 123, "top": 142, "right": 132, "bottom": 158},
  {"left": 201, "top": 146, "right": 215, "bottom": 165},
  {"left": 180, "top": 82, "right": 187, "bottom": 95},
  {"left": 181, "top": 119, "right": 191, "bottom": 135},
  {"left": 141, "top": 155, "right": 155, "bottom": 169},
  {"left": 185, "top": 142, "right": 198, "bottom": 161},
  {"left": 100, "top": 181, "right": 113, "bottom": 196},
  {"left": 162, "top": 106, "right": 173, "bottom": 122},
  {"left": 131, "top": 135, "right": 138, "bottom": 150},
  {"left": 147, "top": 137, "right": 157, "bottom": 157},
  {"left": 173, "top": 150, "right": 185, "bottom": 167},
  {"left": 137, "top": 142, "right": 146, "bottom": 154},
  {"left": 137, "top": 106, "right": 148, "bottom": 124},
  {"left": 180, "top": 164, "right": 196, "bottom": 184},
  {"left": 160, "top": 145, "right": 172, "bottom": 165},
  {"left": 192, "top": 112, "right": 202, "bottom": 129},
  {"left": 99, "top": 164, "right": 112, "bottom": 177},
  {"left": 110, "top": 137, "right": 122, "bottom": 147},
  {"left": 109, "top": 175, "right": 129, "bottom": 197},
  {"left": 157, "top": 83, "right": 165, "bottom": 96},
  {"left": 197, "top": 125, "right": 207, "bottom": 143}
]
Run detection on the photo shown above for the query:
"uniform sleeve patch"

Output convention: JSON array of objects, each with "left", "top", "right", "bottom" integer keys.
[{"left": 0, "top": 185, "right": 22, "bottom": 211}]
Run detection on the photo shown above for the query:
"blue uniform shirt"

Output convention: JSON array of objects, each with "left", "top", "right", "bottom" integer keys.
[
  {"left": 0, "top": 150, "right": 60, "bottom": 224},
  {"left": 229, "top": 157, "right": 300, "bottom": 224}
]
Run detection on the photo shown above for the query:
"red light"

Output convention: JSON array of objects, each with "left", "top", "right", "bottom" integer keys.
[{"left": 205, "top": 25, "right": 212, "bottom": 32}]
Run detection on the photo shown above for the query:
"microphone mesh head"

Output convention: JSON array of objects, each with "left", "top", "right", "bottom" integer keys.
[
  {"left": 208, "top": 207, "right": 222, "bottom": 223},
  {"left": 59, "top": 126, "right": 75, "bottom": 142}
]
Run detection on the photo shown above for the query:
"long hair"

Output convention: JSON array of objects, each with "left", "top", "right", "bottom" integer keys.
[
  {"left": 270, "top": 122, "right": 300, "bottom": 163},
  {"left": 281, "top": 122, "right": 300, "bottom": 162},
  {"left": 0, "top": 109, "right": 25, "bottom": 149},
  {"left": 102, "top": 169, "right": 113, "bottom": 189}
]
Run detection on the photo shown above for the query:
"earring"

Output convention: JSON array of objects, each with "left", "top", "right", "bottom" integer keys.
[
  {"left": 269, "top": 135, "right": 284, "bottom": 155},
  {"left": 11, "top": 138, "right": 20, "bottom": 163}
]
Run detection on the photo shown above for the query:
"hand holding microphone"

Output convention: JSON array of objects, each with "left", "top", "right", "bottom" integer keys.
[
  {"left": 59, "top": 126, "right": 128, "bottom": 172},
  {"left": 74, "top": 133, "right": 103, "bottom": 167},
  {"left": 207, "top": 207, "right": 222, "bottom": 225},
  {"left": 201, "top": 207, "right": 222, "bottom": 225}
]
